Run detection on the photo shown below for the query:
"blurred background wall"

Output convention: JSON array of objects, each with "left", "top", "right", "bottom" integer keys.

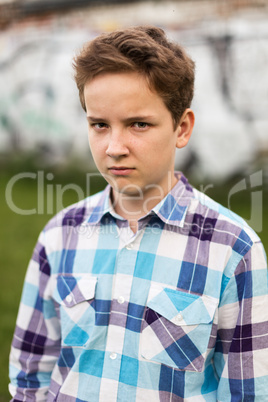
[
  {"left": 1, "top": 4, "right": 267, "bottom": 399},
  {"left": 0, "top": 0, "right": 268, "bottom": 181}
]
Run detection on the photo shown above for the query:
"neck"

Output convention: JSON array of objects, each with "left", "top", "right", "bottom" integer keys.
[{"left": 111, "top": 174, "right": 179, "bottom": 232}]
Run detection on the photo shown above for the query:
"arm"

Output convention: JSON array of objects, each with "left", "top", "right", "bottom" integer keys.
[
  {"left": 215, "top": 240, "right": 268, "bottom": 401},
  {"left": 9, "top": 231, "right": 61, "bottom": 401}
]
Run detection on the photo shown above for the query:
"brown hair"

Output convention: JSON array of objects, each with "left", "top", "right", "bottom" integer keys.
[{"left": 73, "top": 26, "right": 195, "bottom": 126}]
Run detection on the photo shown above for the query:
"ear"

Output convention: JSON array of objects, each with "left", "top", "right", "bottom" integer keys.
[{"left": 175, "top": 108, "right": 195, "bottom": 149}]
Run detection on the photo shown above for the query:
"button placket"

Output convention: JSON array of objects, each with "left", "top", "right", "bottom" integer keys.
[{"left": 117, "top": 296, "right": 125, "bottom": 304}]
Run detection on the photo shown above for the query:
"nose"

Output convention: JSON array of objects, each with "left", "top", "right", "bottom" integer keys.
[{"left": 106, "top": 129, "right": 129, "bottom": 158}]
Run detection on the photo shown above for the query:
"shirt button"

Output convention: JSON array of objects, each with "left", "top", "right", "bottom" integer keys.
[
  {"left": 126, "top": 243, "right": 133, "bottom": 250},
  {"left": 66, "top": 295, "right": 73, "bottom": 303},
  {"left": 117, "top": 296, "right": 125, "bottom": 304},
  {"left": 110, "top": 352, "right": 117, "bottom": 360}
]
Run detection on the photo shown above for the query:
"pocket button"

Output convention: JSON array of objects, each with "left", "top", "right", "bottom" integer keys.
[
  {"left": 175, "top": 313, "right": 183, "bottom": 323},
  {"left": 66, "top": 295, "right": 73, "bottom": 303}
]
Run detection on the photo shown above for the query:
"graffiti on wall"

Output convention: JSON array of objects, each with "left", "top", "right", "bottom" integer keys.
[{"left": 0, "top": 31, "right": 93, "bottom": 161}]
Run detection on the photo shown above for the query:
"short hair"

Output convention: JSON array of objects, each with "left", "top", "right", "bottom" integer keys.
[{"left": 73, "top": 26, "right": 195, "bottom": 126}]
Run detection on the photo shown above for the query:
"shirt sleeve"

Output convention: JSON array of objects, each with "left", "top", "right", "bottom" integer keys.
[
  {"left": 215, "top": 240, "right": 268, "bottom": 401},
  {"left": 9, "top": 230, "right": 61, "bottom": 401}
]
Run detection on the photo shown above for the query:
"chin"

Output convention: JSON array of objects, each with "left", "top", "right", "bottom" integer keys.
[{"left": 114, "top": 186, "right": 143, "bottom": 197}]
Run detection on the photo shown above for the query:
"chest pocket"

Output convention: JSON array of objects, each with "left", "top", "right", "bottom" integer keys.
[
  {"left": 53, "top": 275, "right": 97, "bottom": 346},
  {"left": 141, "top": 285, "right": 218, "bottom": 372}
]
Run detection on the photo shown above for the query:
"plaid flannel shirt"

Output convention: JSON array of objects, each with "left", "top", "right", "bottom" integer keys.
[{"left": 9, "top": 173, "right": 268, "bottom": 401}]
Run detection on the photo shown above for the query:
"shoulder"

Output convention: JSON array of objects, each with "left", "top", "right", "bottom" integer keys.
[
  {"left": 34, "top": 189, "right": 107, "bottom": 264},
  {"left": 186, "top": 187, "right": 267, "bottom": 288},
  {"left": 44, "top": 189, "right": 107, "bottom": 232},
  {"left": 189, "top": 187, "right": 260, "bottom": 251}
]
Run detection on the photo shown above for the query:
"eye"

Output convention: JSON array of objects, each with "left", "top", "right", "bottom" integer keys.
[
  {"left": 90, "top": 122, "right": 109, "bottom": 131},
  {"left": 132, "top": 122, "right": 150, "bottom": 130}
]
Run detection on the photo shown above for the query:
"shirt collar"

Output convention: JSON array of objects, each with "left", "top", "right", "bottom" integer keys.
[
  {"left": 84, "top": 172, "right": 194, "bottom": 228},
  {"left": 152, "top": 172, "right": 193, "bottom": 228}
]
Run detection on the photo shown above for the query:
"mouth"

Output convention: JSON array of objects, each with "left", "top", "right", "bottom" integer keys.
[{"left": 108, "top": 167, "right": 135, "bottom": 176}]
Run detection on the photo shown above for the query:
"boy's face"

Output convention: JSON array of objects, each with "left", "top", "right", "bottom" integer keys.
[{"left": 84, "top": 72, "right": 188, "bottom": 203}]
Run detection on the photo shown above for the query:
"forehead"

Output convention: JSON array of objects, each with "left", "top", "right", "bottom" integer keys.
[
  {"left": 84, "top": 71, "right": 150, "bottom": 94},
  {"left": 84, "top": 71, "right": 167, "bottom": 114}
]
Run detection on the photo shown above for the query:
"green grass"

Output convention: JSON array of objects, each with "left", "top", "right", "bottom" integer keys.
[{"left": 0, "top": 166, "right": 267, "bottom": 401}]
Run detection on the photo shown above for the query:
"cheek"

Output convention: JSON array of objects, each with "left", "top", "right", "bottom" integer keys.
[
  {"left": 148, "top": 138, "right": 174, "bottom": 157},
  {"left": 89, "top": 137, "right": 105, "bottom": 156}
]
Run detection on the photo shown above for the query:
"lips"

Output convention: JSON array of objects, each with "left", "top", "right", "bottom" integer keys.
[{"left": 108, "top": 167, "right": 135, "bottom": 176}]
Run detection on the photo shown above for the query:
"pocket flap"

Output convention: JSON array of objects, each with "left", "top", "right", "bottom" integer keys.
[
  {"left": 147, "top": 285, "right": 217, "bottom": 325},
  {"left": 55, "top": 275, "right": 97, "bottom": 307}
]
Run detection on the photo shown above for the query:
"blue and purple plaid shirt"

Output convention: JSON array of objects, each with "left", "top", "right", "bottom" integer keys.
[{"left": 9, "top": 173, "right": 268, "bottom": 401}]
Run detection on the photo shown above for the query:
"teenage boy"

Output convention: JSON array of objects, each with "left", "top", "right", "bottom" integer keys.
[{"left": 9, "top": 26, "right": 268, "bottom": 401}]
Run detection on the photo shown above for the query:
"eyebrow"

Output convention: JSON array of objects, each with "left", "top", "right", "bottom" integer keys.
[
  {"left": 87, "top": 116, "right": 108, "bottom": 123},
  {"left": 87, "top": 115, "right": 156, "bottom": 123}
]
